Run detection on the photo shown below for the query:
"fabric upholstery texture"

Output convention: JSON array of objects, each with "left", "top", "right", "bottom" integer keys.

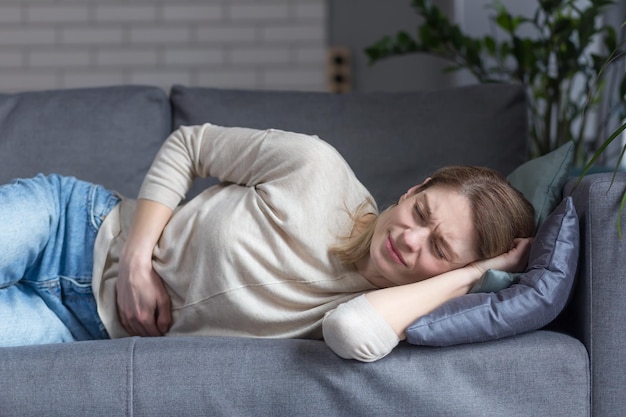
[
  {"left": 1, "top": 332, "right": 589, "bottom": 417},
  {"left": 170, "top": 84, "right": 528, "bottom": 206},
  {"left": 508, "top": 141, "right": 574, "bottom": 227},
  {"left": 0, "top": 86, "right": 171, "bottom": 198},
  {"left": 565, "top": 173, "right": 626, "bottom": 417},
  {"left": 469, "top": 269, "right": 521, "bottom": 293},
  {"left": 406, "top": 197, "right": 579, "bottom": 346},
  {"left": 0, "top": 84, "right": 599, "bottom": 417}
]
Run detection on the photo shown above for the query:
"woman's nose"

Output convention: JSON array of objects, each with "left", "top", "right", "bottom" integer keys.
[{"left": 401, "top": 226, "right": 428, "bottom": 252}]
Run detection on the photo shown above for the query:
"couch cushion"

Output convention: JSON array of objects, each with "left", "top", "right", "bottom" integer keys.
[
  {"left": 0, "top": 338, "right": 132, "bottom": 416},
  {"left": 170, "top": 84, "right": 528, "bottom": 207},
  {"left": 0, "top": 332, "right": 589, "bottom": 417},
  {"left": 508, "top": 141, "right": 574, "bottom": 228},
  {"left": 0, "top": 86, "right": 171, "bottom": 197}
]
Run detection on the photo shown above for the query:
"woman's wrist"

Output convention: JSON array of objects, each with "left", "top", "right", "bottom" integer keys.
[
  {"left": 122, "top": 199, "right": 172, "bottom": 264},
  {"left": 467, "top": 262, "right": 487, "bottom": 278},
  {"left": 120, "top": 240, "right": 154, "bottom": 270},
  {"left": 455, "top": 263, "right": 486, "bottom": 294}
]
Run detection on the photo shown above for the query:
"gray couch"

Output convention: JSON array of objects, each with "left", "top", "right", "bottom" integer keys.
[{"left": 0, "top": 83, "right": 615, "bottom": 416}]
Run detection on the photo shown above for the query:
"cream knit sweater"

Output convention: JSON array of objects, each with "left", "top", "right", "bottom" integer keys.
[{"left": 92, "top": 124, "right": 382, "bottom": 343}]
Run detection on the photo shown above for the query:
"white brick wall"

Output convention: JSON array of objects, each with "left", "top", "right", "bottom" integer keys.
[{"left": 0, "top": 0, "right": 327, "bottom": 93}]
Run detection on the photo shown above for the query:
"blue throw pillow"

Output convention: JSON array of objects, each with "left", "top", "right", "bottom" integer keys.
[
  {"left": 467, "top": 141, "right": 574, "bottom": 294},
  {"left": 508, "top": 141, "right": 574, "bottom": 228},
  {"left": 405, "top": 197, "right": 579, "bottom": 346},
  {"left": 469, "top": 270, "right": 521, "bottom": 293}
]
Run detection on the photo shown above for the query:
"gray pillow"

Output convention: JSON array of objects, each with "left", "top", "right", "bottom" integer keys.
[
  {"left": 467, "top": 141, "right": 575, "bottom": 294},
  {"left": 405, "top": 197, "right": 579, "bottom": 346}
]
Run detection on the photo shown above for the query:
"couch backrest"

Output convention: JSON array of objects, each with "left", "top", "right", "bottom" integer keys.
[
  {"left": 171, "top": 84, "right": 529, "bottom": 207},
  {"left": 0, "top": 86, "right": 171, "bottom": 197},
  {"left": 0, "top": 84, "right": 528, "bottom": 206}
]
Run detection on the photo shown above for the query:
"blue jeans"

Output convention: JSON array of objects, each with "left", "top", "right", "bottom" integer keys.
[{"left": 0, "top": 174, "right": 120, "bottom": 347}]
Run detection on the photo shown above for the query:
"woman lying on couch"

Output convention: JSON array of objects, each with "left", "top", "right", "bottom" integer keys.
[{"left": 0, "top": 124, "right": 534, "bottom": 361}]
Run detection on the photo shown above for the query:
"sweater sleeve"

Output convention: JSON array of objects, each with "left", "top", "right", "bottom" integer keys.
[
  {"left": 138, "top": 123, "right": 341, "bottom": 210},
  {"left": 322, "top": 294, "right": 400, "bottom": 362}
]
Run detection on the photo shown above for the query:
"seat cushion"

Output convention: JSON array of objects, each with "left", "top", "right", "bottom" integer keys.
[{"left": 0, "top": 332, "right": 589, "bottom": 417}]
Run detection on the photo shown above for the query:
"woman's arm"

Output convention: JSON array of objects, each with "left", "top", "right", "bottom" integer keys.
[
  {"left": 364, "top": 263, "right": 486, "bottom": 338},
  {"left": 116, "top": 124, "right": 345, "bottom": 336},
  {"left": 115, "top": 199, "right": 173, "bottom": 336},
  {"left": 323, "top": 264, "right": 482, "bottom": 362},
  {"left": 138, "top": 124, "right": 337, "bottom": 210},
  {"left": 323, "top": 238, "right": 533, "bottom": 361},
  {"left": 369, "top": 237, "right": 532, "bottom": 337},
  {"left": 116, "top": 124, "right": 266, "bottom": 336}
]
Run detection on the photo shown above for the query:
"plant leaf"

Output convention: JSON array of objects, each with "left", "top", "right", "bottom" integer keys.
[
  {"left": 578, "top": 122, "right": 626, "bottom": 179},
  {"left": 495, "top": 9, "right": 516, "bottom": 33},
  {"left": 484, "top": 35, "right": 497, "bottom": 56},
  {"left": 442, "top": 65, "right": 462, "bottom": 73},
  {"left": 603, "top": 25, "right": 617, "bottom": 52},
  {"left": 539, "top": 0, "right": 565, "bottom": 14}
]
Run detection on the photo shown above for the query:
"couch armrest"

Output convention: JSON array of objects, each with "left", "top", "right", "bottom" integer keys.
[{"left": 564, "top": 172, "right": 626, "bottom": 417}]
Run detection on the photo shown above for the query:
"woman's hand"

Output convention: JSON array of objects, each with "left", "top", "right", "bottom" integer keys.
[
  {"left": 114, "top": 198, "right": 174, "bottom": 337},
  {"left": 115, "top": 247, "right": 172, "bottom": 337},
  {"left": 470, "top": 237, "right": 534, "bottom": 276}
]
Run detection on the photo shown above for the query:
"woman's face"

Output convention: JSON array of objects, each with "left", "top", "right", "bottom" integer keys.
[{"left": 363, "top": 182, "right": 480, "bottom": 288}]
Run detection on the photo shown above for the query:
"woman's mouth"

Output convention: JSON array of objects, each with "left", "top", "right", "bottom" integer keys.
[{"left": 386, "top": 235, "right": 406, "bottom": 266}]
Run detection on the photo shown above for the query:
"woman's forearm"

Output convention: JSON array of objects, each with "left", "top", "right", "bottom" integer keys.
[
  {"left": 323, "top": 266, "right": 481, "bottom": 362},
  {"left": 116, "top": 198, "right": 174, "bottom": 336},
  {"left": 122, "top": 198, "right": 173, "bottom": 260},
  {"left": 365, "top": 237, "right": 533, "bottom": 339},
  {"left": 365, "top": 265, "right": 482, "bottom": 339}
]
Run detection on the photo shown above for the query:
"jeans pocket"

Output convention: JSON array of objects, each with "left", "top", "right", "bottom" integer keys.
[
  {"left": 88, "top": 185, "right": 121, "bottom": 233},
  {"left": 59, "top": 276, "right": 110, "bottom": 340}
]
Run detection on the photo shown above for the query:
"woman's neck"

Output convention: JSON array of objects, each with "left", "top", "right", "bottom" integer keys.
[{"left": 354, "top": 256, "right": 395, "bottom": 289}]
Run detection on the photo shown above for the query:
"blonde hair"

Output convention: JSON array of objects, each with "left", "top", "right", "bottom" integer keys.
[{"left": 331, "top": 166, "right": 535, "bottom": 264}]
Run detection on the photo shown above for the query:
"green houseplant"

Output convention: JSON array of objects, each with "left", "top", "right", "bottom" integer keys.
[{"left": 365, "top": 0, "right": 625, "bottom": 166}]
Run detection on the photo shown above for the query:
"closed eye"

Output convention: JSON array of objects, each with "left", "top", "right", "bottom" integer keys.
[
  {"left": 416, "top": 198, "right": 447, "bottom": 261},
  {"left": 415, "top": 192, "right": 460, "bottom": 264},
  {"left": 414, "top": 203, "right": 425, "bottom": 222},
  {"left": 432, "top": 240, "right": 448, "bottom": 261},
  {"left": 414, "top": 202, "right": 429, "bottom": 225}
]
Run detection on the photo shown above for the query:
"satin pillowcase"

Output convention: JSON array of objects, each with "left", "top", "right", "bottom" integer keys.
[{"left": 404, "top": 142, "right": 578, "bottom": 346}]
